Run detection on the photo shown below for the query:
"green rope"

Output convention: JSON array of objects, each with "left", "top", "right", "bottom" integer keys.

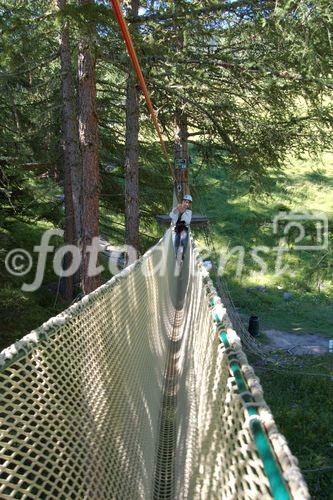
[{"left": 220, "top": 331, "right": 290, "bottom": 500}]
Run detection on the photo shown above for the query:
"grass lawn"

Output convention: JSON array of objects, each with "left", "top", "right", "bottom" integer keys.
[
  {"left": 191, "top": 150, "right": 333, "bottom": 499},
  {"left": 192, "top": 151, "right": 333, "bottom": 337},
  {"left": 0, "top": 218, "right": 67, "bottom": 351},
  {"left": 256, "top": 357, "right": 333, "bottom": 499}
]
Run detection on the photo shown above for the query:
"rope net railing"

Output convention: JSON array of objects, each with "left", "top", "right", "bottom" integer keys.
[{"left": 0, "top": 230, "right": 309, "bottom": 499}]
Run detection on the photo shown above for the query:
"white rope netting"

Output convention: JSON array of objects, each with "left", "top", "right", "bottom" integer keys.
[{"left": 0, "top": 230, "right": 309, "bottom": 499}]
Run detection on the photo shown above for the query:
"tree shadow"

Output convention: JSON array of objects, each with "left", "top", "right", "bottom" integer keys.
[{"left": 304, "top": 170, "right": 333, "bottom": 187}]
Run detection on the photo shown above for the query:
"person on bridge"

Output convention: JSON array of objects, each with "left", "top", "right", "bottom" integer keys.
[{"left": 169, "top": 194, "right": 192, "bottom": 259}]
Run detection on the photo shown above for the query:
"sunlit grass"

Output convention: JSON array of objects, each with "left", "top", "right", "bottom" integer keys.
[
  {"left": 192, "top": 149, "right": 333, "bottom": 499},
  {"left": 193, "top": 150, "right": 333, "bottom": 335}
]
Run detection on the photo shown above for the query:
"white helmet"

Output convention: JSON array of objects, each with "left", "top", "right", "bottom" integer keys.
[{"left": 183, "top": 194, "right": 193, "bottom": 202}]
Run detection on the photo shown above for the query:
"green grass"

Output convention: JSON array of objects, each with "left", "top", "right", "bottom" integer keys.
[
  {"left": 190, "top": 150, "right": 333, "bottom": 499},
  {"left": 257, "top": 359, "right": 333, "bottom": 500},
  {"left": 228, "top": 280, "right": 333, "bottom": 336},
  {"left": 192, "top": 151, "right": 333, "bottom": 336}
]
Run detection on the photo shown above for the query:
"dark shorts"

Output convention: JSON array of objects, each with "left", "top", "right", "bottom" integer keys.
[{"left": 172, "top": 228, "right": 189, "bottom": 257}]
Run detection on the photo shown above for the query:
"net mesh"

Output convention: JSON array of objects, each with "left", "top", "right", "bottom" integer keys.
[{"left": 0, "top": 230, "right": 309, "bottom": 499}]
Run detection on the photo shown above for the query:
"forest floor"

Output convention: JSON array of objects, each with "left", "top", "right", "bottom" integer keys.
[{"left": 193, "top": 151, "right": 333, "bottom": 338}]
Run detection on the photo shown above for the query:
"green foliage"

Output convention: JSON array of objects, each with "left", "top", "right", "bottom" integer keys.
[
  {"left": 0, "top": 218, "right": 65, "bottom": 351},
  {"left": 1, "top": 0, "right": 332, "bottom": 235},
  {"left": 134, "top": 0, "right": 333, "bottom": 183}
]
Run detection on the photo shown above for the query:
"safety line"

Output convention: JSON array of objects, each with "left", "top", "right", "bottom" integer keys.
[{"left": 109, "top": 0, "right": 175, "bottom": 180}]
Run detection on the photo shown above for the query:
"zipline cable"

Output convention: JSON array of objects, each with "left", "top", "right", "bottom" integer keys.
[{"left": 109, "top": 0, "right": 175, "bottom": 181}]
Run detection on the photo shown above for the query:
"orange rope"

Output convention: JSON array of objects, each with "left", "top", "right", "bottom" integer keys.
[{"left": 110, "top": 0, "right": 174, "bottom": 180}]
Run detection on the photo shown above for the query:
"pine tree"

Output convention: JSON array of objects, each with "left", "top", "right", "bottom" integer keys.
[
  {"left": 57, "top": 0, "right": 82, "bottom": 300},
  {"left": 132, "top": 0, "right": 332, "bottom": 186},
  {"left": 173, "top": 0, "right": 189, "bottom": 200},
  {"left": 78, "top": 0, "right": 100, "bottom": 294},
  {"left": 124, "top": 0, "right": 140, "bottom": 251}
]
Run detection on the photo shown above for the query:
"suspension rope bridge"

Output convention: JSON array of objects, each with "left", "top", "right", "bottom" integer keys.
[
  {"left": 0, "top": 231, "right": 309, "bottom": 498},
  {"left": 0, "top": 3, "right": 312, "bottom": 498}
]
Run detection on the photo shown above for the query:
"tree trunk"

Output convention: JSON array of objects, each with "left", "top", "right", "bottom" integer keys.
[
  {"left": 173, "top": 1, "right": 189, "bottom": 201},
  {"left": 174, "top": 106, "right": 189, "bottom": 200},
  {"left": 174, "top": 106, "right": 188, "bottom": 163},
  {"left": 57, "top": 0, "right": 82, "bottom": 300},
  {"left": 125, "top": 0, "right": 140, "bottom": 251},
  {"left": 78, "top": 0, "right": 100, "bottom": 294},
  {"left": 57, "top": 0, "right": 82, "bottom": 243}
]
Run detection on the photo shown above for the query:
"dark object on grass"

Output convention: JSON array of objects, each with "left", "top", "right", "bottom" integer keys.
[{"left": 249, "top": 315, "right": 259, "bottom": 337}]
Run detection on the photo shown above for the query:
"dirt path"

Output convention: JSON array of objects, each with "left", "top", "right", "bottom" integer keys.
[{"left": 263, "top": 329, "right": 330, "bottom": 355}]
